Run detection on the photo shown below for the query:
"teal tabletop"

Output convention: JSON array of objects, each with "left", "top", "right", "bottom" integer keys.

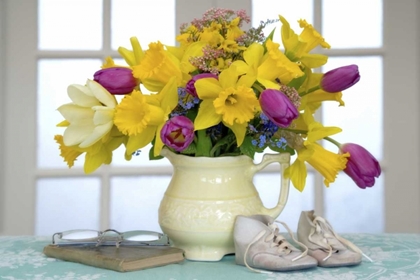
[{"left": 1, "top": 234, "right": 420, "bottom": 280}]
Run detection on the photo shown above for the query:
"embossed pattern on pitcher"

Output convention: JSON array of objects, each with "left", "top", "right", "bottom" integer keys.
[{"left": 159, "top": 196, "right": 263, "bottom": 231}]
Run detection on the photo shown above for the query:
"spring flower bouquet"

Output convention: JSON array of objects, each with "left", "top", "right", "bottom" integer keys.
[{"left": 55, "top": 8, "right": 381, "bottom": 191}]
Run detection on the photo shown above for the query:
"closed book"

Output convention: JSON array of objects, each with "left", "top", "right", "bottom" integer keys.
[{"left": 43, "top": 244, "right": 185, "bottom": 272}]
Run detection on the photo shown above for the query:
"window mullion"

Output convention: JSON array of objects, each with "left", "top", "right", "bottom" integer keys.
[
  {"left": 102, "top": 0, "right": 112, "bottom": 54},
  {"left": 99, "top": 0, "right": 113, "bottom": 232},
  {"left": 312, "top": 0, "right": 325, "bottom": 217}
]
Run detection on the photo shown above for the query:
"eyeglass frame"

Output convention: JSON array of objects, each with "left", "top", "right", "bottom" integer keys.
[{"left": 51, "top": 229, "right": 170, "bottom": 248}]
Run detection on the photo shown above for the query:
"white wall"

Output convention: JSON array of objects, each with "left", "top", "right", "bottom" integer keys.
[
  {"left": 0, "top": 0, "right": 5, "bottom": 233},
  {"left": 383, "top": 0, "right": 420, "bottom": 232}
]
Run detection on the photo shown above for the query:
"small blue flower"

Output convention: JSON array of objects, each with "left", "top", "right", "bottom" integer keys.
[
  {"left": 132, "top": 150, "right": 141, "bottom": 156},
  {"left": 171, "top": 87, "right": 200, "bottom": 117},
  {"left": 258, "top": 135, "right": 266, "bottom": 148}
]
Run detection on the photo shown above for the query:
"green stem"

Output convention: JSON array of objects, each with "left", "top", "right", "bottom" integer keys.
[
  {"left": 324, "top": 136, "right": 342, "bottom": 148},
  {"left": 300, "top": 85, "right": 321, "bottom": 97},
  {"left": 253, "top": 82, "right": 265, "bottom": 94}
]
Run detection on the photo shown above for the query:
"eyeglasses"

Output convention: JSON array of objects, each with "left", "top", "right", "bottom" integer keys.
[{"left": 51, "top": 229, "right": 170, "bottom": 248}]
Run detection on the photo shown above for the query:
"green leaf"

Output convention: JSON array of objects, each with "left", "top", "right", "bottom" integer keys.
[
  {"left": 263, "top": 27, "right": 276, "bottom": 52},
  {"left": 240, "top": 136, "right": 257, "bottom": 159},
  {"left": 196, "top": 129, "right": 212, "bottom": 157},
  {"left": 268, "top": 144, "right": 295, "bottom": 155},
  {"left": 287, "top": 73, "right": 307, "bottom": 91},
  {"left": 186, "top": 109, "right": 198, "bottom": 122},
  {"left": 149, "top": 146, "right": 164, "bottom": 160},
  {"left": 210, "top": 134, "right": 235, "bottom": 156},
  {"left": 181, "top": 142, "right": 197, "bottom": 155}
]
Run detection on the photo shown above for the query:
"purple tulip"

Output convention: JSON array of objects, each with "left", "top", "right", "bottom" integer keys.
[
  {"left": 93, "top": 67, "right": 137, "bottom": 95},
  {"left": 186, "top": 73, "right": 218, "bottom": 97},
  {"left": 321, "top": 64, "right": 360, "bottom": 93},
  {"left": 259, "top": 89, "right": 299, "bottom": 127},
  {"left": 341, "top": 143, "right": 381, "bottom": 189},
  {"left": 160, "top": 116, "right": 195, "bottom": 152}
]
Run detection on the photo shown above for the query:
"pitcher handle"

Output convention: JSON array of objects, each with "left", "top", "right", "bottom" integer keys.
[{"left": 250, "top": 153, "right": 291, "bottom": 219}]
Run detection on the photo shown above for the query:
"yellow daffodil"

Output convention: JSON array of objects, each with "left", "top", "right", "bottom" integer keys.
[
  {"left": 118, "top": 37, "right": 145, "bottom": 67},
  {"left": 54, "top": 126, "right": 126, "bottom": 174},
  {"left": 57, "top": 80, "right": 117, "bottom": 149},
  {"left": 285, "top": 109, "right": 344, "bottom": 191},
  {"left": 291, "top": 113, "right": 308, "bottom": 132},
  {"left": 299, "top": 72, "right": 344, "bottom": 112},
  {"left": 284, "top": 147, "right": 313, "bottom": 191},
  {"left": 177, "top": 41, "right": 207, "bottom": 79},
  {"left": 176, "top": 25, "right": 199, "bottom": 47},
  {"left": 280, "top": 15, "right": 330, "bottom": 68},
  {"left": 101, "top": 56, "right": 116, "bottom": 69},
  {"left": 194, "top": 65, "right": 259, "bottom": 146},
  {"left": 306, "top": 143, "right": 349, "bottom": 187},
  {"left": 201, "top": 22, "right": 224, "bottom": 47},
  {"left": 300, "top": 91, "right": 345, "bottom": 113},
  {"left": 114, "top": 77, "right": 178, "bottom": 159},
  {"left": 286, "top": 143, "right": 349, "bottom": 191},
  {"left": 302, "top": 109, "right": 342, "bottom": 145},
  {"left": 226, "top": 17, "right": 244, "bottom": 40},
  {"left": 218, "top": 39, "right": 245, "bottom": 53},
  {"left": 54, "top": 135, "right": 83, "bottom": 168},
  {"left": 232, "top": 41, "right": 304, "bottom": 89},
  {"left": 132, "top": 41, "right": 183, "bottom": 92}
]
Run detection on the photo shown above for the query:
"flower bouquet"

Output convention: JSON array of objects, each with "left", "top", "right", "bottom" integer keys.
[{"left": 55, "top": 8, "right": 381, "bottom": 192}]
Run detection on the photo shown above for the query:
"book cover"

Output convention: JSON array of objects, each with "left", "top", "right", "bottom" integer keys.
[{"left": 43, "top": 245, "right": 185, "bottom": 272}]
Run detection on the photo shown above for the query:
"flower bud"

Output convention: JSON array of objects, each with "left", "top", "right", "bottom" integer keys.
[
  {"left": 186, "top": 73, "right": 218, "bottom": 97},
  {"left": 93, "top": 67, "right": 137, "bottom": 95},
  {"left": 259, "top": 89, "right": 299, "bottom": 128},
  {"left": 321, "top": 64, "right": 360, "bottom": 93},
  {"left": 340, "top": 143, "right": 381, "bottom": 189},
  {"left": 160, "top": 116, "right": 195, "bottom": 152}
]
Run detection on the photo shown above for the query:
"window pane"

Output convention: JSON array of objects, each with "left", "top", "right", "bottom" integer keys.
[
  {"left": 35, "top": 178, "right": 101, "bottom": 235},
  {"left": 252, "top": 0, "right": 313, "bottom": 45},
  {"left": 111, "top": 0, "right": 176, "bottom": 50},
  {"left": 110, "top": 176, "right": 171, "bottom": 231},
  {"left": 324, "top": 173, "right": 384, "bottom": 233},
  {"left": 322, "top": 0, "right": 382, "bottom": 48},
  {"left": 37, "top": 59, "right": 102, "bottom": 169},
  {"left": 322, "top": 56, "right": 383, "bottom": 160},
  {"left": 255, "top": 172, "right": 314, "bottom": 231},
  {"left": 38, "top": 0, "right": 103, "bottom": 50}
]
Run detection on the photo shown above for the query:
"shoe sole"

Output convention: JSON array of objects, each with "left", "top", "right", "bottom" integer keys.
[
  {"left": 236, "top": 262, "right": 318, "bottom": 272},
  {"left": 318, "top": 261, "right": 362, "bottom": 268}
]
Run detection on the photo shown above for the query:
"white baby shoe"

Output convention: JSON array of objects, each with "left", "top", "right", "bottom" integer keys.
[
  {"left": 234, "top": 215, "right": 317, "bottom": 273},
  {"left": 297, "top": 210, "right": 372, "bottom": 267}
]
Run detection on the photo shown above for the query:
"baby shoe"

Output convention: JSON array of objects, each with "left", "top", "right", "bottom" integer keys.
[
  {"left": 297, "top": 210, "right": 372, "bottom": 267},
  {"left": 234, "top": 215, "right": 317, "bottom": 273}
]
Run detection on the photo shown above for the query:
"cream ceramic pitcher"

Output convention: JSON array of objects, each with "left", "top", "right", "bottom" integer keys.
[{"left": 158, "top": 148, "right": 291, "bottom": 261}]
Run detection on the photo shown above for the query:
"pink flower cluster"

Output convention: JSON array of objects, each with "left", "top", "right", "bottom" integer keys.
[{"left": 187, "top": 8, "right": 250, "bottom": 31}]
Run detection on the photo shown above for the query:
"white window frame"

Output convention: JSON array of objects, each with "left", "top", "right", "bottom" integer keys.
[{"left": 1, "top": 0, "right": 419, "bottom": 235}]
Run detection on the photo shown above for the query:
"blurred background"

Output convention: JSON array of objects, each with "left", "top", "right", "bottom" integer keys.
[{"left": 0, "top": 0, "right": 419, "bottom": 236}]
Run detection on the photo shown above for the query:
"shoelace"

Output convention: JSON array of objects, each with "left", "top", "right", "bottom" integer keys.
[
  {"left": 308, "top": 216, "right": 373, "bottom": 262},
  {"left": 244, "top": 220, "right": 309, "bottom": 274}
]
